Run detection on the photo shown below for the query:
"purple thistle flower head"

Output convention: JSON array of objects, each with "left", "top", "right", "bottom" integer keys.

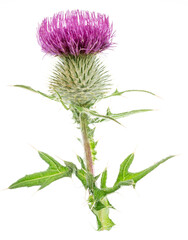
[{"left": 37, "top": 10, "right": 115, "bottom": 56}]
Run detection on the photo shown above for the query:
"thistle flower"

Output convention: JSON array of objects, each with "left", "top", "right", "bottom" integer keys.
[
  {"left": 37, "top": 10, "right": 114, "bottom": 56},
  {"left": 9, "top": 9, "right": 175, "bottom": 232},
  {"left": 37, "top": 10, "right": 114, "bottom": 107}
]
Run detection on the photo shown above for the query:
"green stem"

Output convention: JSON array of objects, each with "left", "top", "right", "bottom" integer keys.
[
  {"left": 91, "top": 197, "right": 115, "bottom": 231},
  {"left": 80, "top": 112, "right": 94, "bottom": 175}
]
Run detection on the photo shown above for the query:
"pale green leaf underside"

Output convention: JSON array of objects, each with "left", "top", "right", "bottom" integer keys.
[{"left": 9, "top": 151, "right": 72, "bottom": 190}]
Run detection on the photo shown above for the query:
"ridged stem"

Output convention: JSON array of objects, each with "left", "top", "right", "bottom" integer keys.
[{"left": 80, "top": 112, "right": 94, "bottom": 175}]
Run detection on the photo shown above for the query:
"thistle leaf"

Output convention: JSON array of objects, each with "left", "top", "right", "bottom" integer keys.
[
  {"left": 75, "top": 169, "right": 87, "bottom": 189},
  {"left": 125, "top": 155, "right": 175, "bottom": 184},
  {"left": 13, "top": 85, "right": 56, "bottom": 100},
  {"left": 54, "top": 90, "right": 69, "bottom": 110},
  {"left": 75, "top": 106, "right": 122, "bottom": 126},
  {"left": 95, "top": 174, "right": 101, "bottom": 182},
  {"left": 9, "top": 151, "right": 72, "bottom": 190},
  {"left": 77, "top": 155, "right": 86, "bottom": 170},
  {"left": 94, "top": 109, "right": 154, "bottom": 123},
  {"left": 87, "top": 109, "right": 122, "bottom": 125},
  {"left": 101, "top": 168, "right": 107, "bottom": 189},
  {"left": 64, "top": 160, "right": 77, "bottom": 173},
  {"left": 114, "top": 153, "right": 135, "bottom": 185},
  {"left": 107, "top": 109, "right": 154, "bottom": 119},
  {"left": 104, "top": 89, "right": 158, "bottom": 99},
  {"left": 91, "top": 197, "right": 115, "bottom": 231},
  {"left": 72, "top": 156, "right": 99, "bottom": 189},
  {"left": 94, "top": 201, "right": 106, "bottom": 211},
  {"left": 115, "top": 154, "right": 175, "bottom": 187},
  {"left": 93, "top": 187, "right": 106, "bottom": 201},
  {"left": 38, "top": 151, "right": 64, "bottom": 170},
  {"left": 102, "top": 180, "right": 134, "bottom": 195},
  {"left": 93, "top": 198, "right": 114, "bottom": 211},
  {"left": 92, "top": 179, "right": 134, "bottom": 201},
  {"left": 86, "top": 172, "right": 96, "bottom": 190}
]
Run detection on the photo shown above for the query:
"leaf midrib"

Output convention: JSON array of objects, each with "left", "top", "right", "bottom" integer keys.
[{"left": 10, "top": 169, "right": 69, "bottom": 187}]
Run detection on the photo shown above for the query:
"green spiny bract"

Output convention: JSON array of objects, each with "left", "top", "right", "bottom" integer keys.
[{"left": 49, "top": 54, "right": 111, "bottom": 107}]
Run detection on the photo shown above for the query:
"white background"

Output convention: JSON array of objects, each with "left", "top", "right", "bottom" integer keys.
[{"left": 0, "top": 0, "right": 188, "bottom": 239}]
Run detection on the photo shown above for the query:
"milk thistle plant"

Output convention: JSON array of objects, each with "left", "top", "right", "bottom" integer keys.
[{"left": 9, "top": 10, "right": 175, "bottom": 231}]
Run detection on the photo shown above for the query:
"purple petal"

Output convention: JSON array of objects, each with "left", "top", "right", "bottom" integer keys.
[{"left": 37, "top": 10, "right": 115, "bottom": 56}]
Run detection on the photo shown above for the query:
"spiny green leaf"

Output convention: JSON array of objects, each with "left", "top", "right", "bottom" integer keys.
[
  {"left": 103, "top": 180, "right": 134, "bottom": 195},
  {"left": 107, "top": 109, "right": 154, "bottom": 120},
  {"left": 103, "top": 198, "right": 115, "bottom": 210},
  {"left": 114, "top": 154, "right": 175, "bottom": 188},
  {"left": 54, "top": 90, "right": 69, "bottom": 110},
  {"left": 91, "top": 197, "right": 115, "bottom": 231},
  {"left": 93, "top": 109, "right": 154, "bottom": 123},
  {"left": 115, "top": 153, "right": 135, "bottom": 185},
  {"left": 9, "top": 166, "right": 71, "bottom": 190},
  {"left": 64, "top": 161, "right": 77, "bottom": 173},
  {"left": 75, "top": 169, "right": 87, "bottom": 189},
  {"left": 74, "top": 167, "right": 99, "bottom": 190},
  {"left": 90, "top": 138, "right": 98, "bottom": 162},
  {"left": 101, "top": 168, "right": 107, "bottom": 189},
  {"left": 93, "top": 187, "right": 106, "bottom": 201},
  {"left": 92, "top": 198, "right": 114, "bottom": 211},
  {"left": 94, "top": 201, "right": 106, "bottom": 211},
  {"left": 92, "top": 179, "right": 134, "bottom": 201},
  {"left": 86, "top": 172, "right": 96, "bottom": 190},
  {"left": 75, "top": 105, "right": 122, "bottom": 126},
  {"left": 9, "top": 151, "right": 72, "bottom": 190},
  {"left": 104, "top": 88, "right": 158, "bottom": 99},
  {"left": 76, "top": 155, "right": 86, "bottom": 170},
  {"left": 87, "top": 109, "right": 122, "bottom": 126},
  {"left": 102, "top": 198, "right": 115, "bottom": 209},
  {"left": 38, "top": 151, "right": 64, "bottom": 170},
  {"left": 106, "top": 107, "right": 111, "bottom": 115},
  {"left": 95, "top": 174, "right": 101, "bottom": 182},
  {"left": 13, "top": 85, "right": 56, "bottom": 100},
  {"left": 124, "top": 155, "right": 175, "bottom": 184}
]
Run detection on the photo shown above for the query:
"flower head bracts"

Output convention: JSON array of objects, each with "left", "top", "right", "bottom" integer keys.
[
  {"left": 37, "top": 10, "right": 114, "bottom": 56},
  {"left": 49, "top": 55, "right": 111, "bottom": 107}
]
